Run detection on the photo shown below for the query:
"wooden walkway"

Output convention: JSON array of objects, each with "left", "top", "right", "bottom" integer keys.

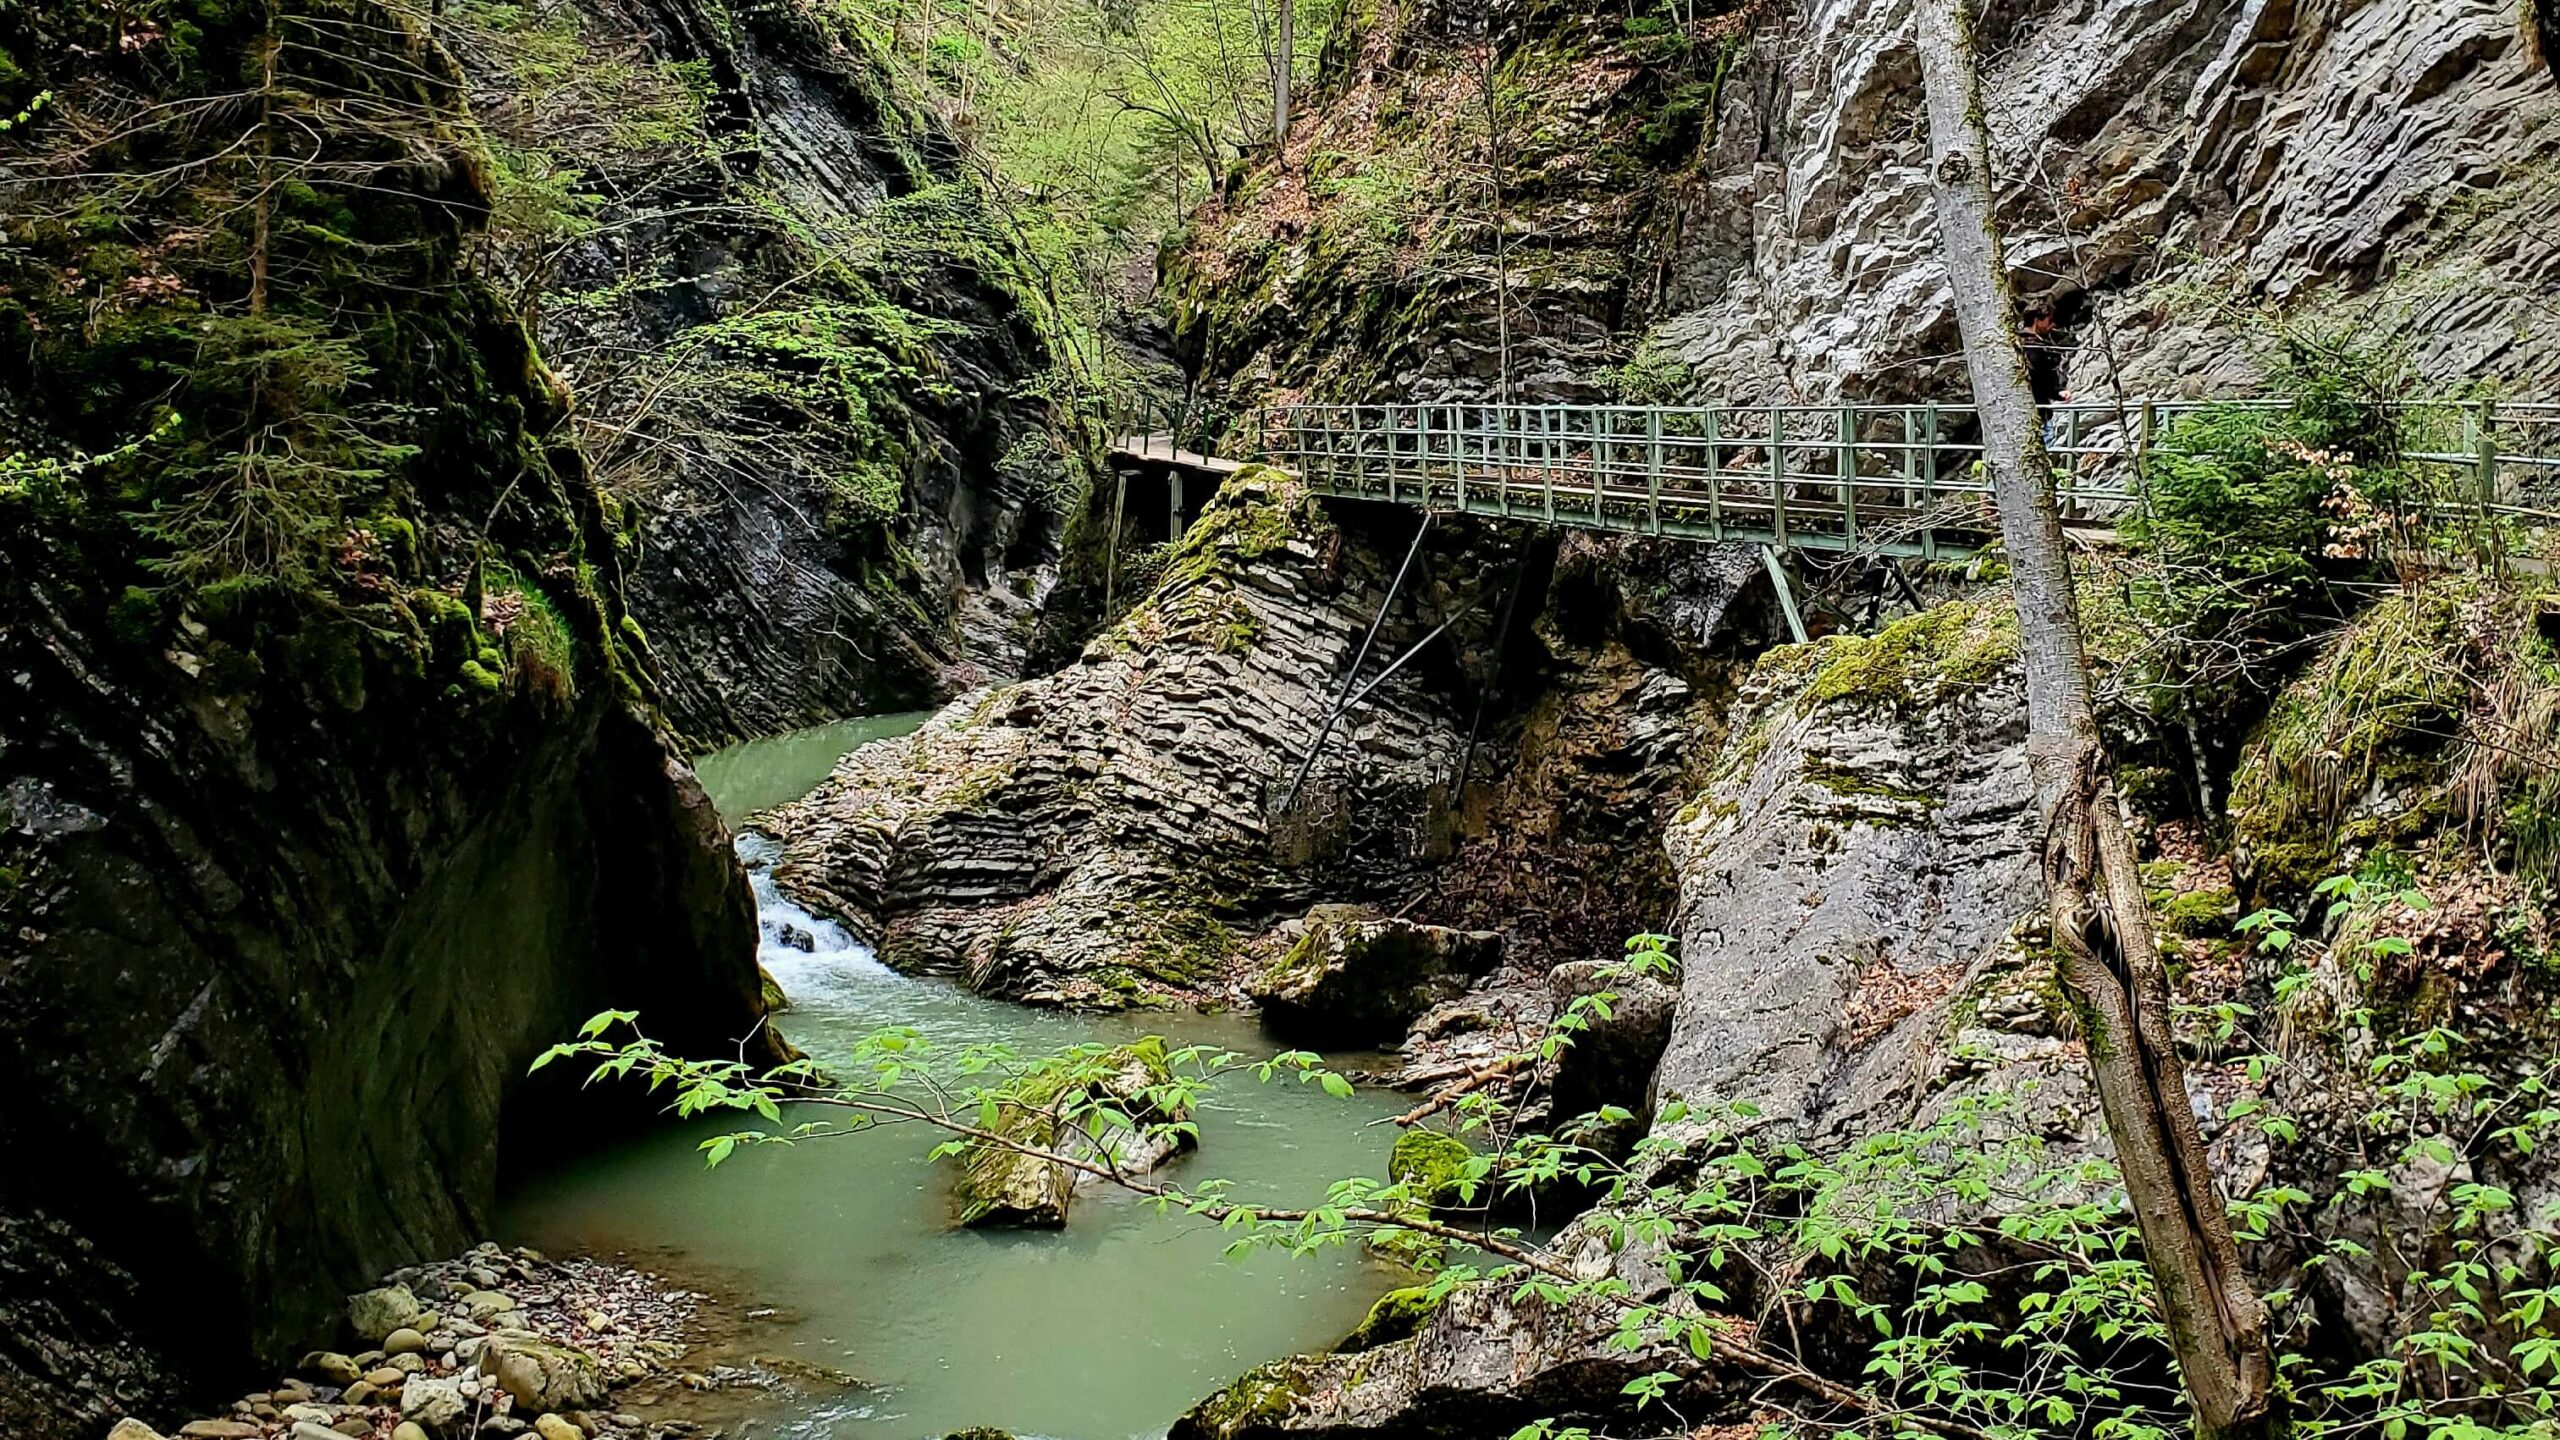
[{"left": 1106, "top": 431, "right": 1248, "bottom": 478}]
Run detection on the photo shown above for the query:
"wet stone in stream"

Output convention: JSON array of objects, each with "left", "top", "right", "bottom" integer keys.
[{"left": 109, "top": 1244, "right": 759, "bottom": 1440}]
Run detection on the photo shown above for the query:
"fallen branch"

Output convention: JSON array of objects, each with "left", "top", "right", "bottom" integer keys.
[{"left": 1386, "top": 1053, "right": 1530, "bottom": 1126}]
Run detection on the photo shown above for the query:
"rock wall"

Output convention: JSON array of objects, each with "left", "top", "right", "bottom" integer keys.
[
  {"left": 0, "top": 445, "right": 785, "bottom": 1440},
  {"left": 0, "top": 2, "right": 784, "bottom": 1430},
  {"left": 761, "top": 468, "right": 1505, "bottom": 1007},
  {"left": 1171, "top": 0, "right": 2560, "bottom": 409},
  {"left": 517, "top": 0, "right": 1067, "bottom": 744}
]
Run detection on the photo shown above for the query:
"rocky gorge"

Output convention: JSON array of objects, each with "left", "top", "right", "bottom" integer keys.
[{"left": 8, "top": 0, "right": 2560, "bottom": 1432}]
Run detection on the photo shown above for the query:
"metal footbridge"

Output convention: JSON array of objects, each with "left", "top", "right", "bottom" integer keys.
[
  {"left": 1248, "top": 398, "right": 2560, "bottom": 562},
  {"left": 1100, "top": 395, "right": 2560, "bottom": 812}
]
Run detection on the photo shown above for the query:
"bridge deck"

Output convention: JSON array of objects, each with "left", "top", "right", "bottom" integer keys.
[
  {"left": 1254, "top": 399, "right": 2560, "bottom": 561},
  {"left": 1107, "top": 432, "right": 1248, "bottom": 477}
]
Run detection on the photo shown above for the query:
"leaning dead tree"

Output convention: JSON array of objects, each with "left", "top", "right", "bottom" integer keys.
[{"left": 1910, "top": 3, "right": 2278, "bottom": 1438}]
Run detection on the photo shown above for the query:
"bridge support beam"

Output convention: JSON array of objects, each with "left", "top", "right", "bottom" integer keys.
[{"left": 1760, "top": 544, "right": 1810, "bottom": 645}]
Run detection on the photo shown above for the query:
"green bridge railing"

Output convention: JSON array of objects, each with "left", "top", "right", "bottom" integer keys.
[{"left": 1255, "top": 399, "right": 2560, "bottom": 561}]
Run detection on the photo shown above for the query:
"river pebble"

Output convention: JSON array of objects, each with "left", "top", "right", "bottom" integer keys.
[{"left": 107, "top": 1243, "right": 712, "bottom": 1440}]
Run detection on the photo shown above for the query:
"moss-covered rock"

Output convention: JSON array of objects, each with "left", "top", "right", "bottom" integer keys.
[
  {"left": 1338, "top": 1285, "right": 1445, "bottom": 1352},
  {"left": 1763, "top": 593, "right": 2022, "bottom": 712},
  {"left": 1168, "top": 1356, "right": 1327, "bottom": 1440},
  {"left": 1248, "top": 906, "right": 1503, "bottom": 1048},
  {"left": 1387, "top": 1128, "right": 1474, "bottom": 1207},
  {"left": 2229, "top": 582, "right": 2475, "bottom": 899},
  {"left": 957, "top": 1039, "right": 1193, "bottom": 1228}
]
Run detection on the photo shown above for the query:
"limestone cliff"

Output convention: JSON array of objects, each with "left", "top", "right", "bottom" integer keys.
[{"left": 1171, "top": 0, "right": 2559, "bottom": 409}]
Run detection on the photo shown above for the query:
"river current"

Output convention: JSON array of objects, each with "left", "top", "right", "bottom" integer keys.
[{"left": 500, "top": 714, "right": 1407, "bottom": 1440}]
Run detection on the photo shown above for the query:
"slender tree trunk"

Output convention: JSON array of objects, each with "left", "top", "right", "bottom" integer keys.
[
  {"left": 1273, "top": 0, "right": 1294, "bottom": 146},
  {"left": 250, "top": 6, "right": 276, "bottom": 318},
  {"left": 1475, "top": 38, "right": 1511, "bottom": 404},
  {"left": 1910, "top": 2, "right": 2276, "bottom": 1436}
]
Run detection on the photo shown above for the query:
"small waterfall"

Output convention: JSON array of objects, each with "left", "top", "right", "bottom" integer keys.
[{"left": 736, "top": 831, "right": 896, "bottom": 998}]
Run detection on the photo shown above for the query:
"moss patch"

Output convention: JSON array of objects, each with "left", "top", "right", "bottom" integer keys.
[
  {"left": 1388, "top": 1127, "right": 1473, "bottom": 1206},
  {"left": 1791, "top": 595, "right": 2021, "bottom": 710},
  {"left": 1339, "top": 1284, "right": 1445, "bottom": 1352}
]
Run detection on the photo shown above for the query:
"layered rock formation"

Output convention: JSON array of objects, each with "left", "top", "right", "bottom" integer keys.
[
  {"left": 760, "top": 468, "right": 1773, "bottom": 1010},
  {"left": 0, "top": 2, "right": 783, "bottom": 1430},
  {"left": 1172, "top": 0, "right": 2560, "bottom": 408},
  {"left": 491, "top": 0, "right": 1068, "bottom": 744},
  {"left": 760, "top": 468, "right": 1501, "bottom": 1006}
]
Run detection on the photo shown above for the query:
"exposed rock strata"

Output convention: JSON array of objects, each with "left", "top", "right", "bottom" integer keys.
[
  {"left": 1175, "top": 0, "right": 2560, "bottom": 407},
  {"left": 1182, "top": 589, "right": 2560, "bottom": 1437},
  {"left": 763, "top": 477, "right": 1771, "bottom": 1010},
  {"left": 511, "top": 0, "right": 1065, "bottom": 744},
  {"left": 761, "top": 469, "right": 1510, "bottom": 1007}
]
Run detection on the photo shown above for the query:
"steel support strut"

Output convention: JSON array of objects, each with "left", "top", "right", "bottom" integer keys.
[{"left": 1275, "top": 513, "right": 1434, "bottom": 813}]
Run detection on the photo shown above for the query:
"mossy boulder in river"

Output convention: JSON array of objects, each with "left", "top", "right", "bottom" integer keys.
[
  {"left": 957, "top": 1039, "right": 1195, "bottom": 1227},
  {"left": 1247, "top": 906, "right": 1502, "bottom": 1048}
]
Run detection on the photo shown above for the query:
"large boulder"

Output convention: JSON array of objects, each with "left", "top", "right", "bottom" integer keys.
[
  {"left": 1651, "top": 598, "right": 2044, "bottom": 1135},
  {"left": 1173, "top": 1221, "right": 1718, "bottom": 1440},
  {"left": 399, "top": 1377, "right": 469, "bottom": 1436},
  {"left": 1540, "top": 959, "right": 1678, "bottom": 1134},
  {"left": 1248, "top": 907, "right": 1503, "bottom": 1048},
  {"left": 346, "top": 1287, "right": 423, "bottom": 1347}
]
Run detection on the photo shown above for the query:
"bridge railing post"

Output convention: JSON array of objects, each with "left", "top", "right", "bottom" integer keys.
[
  {"left": 2476, "top": 397, "right": 2505, "bottom": 575},
  {"left": 1921, "top": 403, "right": 1939, "bottom": 564},
  {"left": 1836, "top": 404, "right": 1857, "bottom": 548},
  {"left": 1646, "top": 408, "right": 1666, "bottom": 536},
  {"left": 1593, "top": 407, "right": 1610, "bottom": 524},
  {"left": 1770, "top": 403, "right": 1789, "bottom": 549},
  {"left": 1702, "top": 407, "right": 1720, "bottom": 540},
  {"left": 1443, "top": 403, "right": 1458, "bottom": 508},
  {"left": 1541, "top": 405, "right": 1558, "bottom": 522}
]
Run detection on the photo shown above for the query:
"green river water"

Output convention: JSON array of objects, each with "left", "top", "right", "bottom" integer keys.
[{"left": 501, "top": 713, "right": 1409, "bottom": 1440}]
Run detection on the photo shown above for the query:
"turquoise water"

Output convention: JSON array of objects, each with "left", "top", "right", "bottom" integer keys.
[
  {"left": 501, "top": 715, "right": 1407, "bottom": 1440},
  {"left": 689, "top": 712, "right": 936, "bottom": 817}
]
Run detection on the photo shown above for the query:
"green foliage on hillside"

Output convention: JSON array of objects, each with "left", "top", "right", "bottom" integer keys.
[{"left": 0, "top": 0, "right": 635, "bottom": 710}]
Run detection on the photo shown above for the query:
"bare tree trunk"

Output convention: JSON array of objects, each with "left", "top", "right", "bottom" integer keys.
[
  {"left": 1910, "top": 1, "right": 2276, "bottom": 1436},
  {"left": 250, "top": 6, "right": 277, "bottom": 318},
  {"left": 1273, "top": 0, "right": 1293, "bottom": 146},
  {"left": 1474, "top": 37, "right": 1511, "bottom": 404}
]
